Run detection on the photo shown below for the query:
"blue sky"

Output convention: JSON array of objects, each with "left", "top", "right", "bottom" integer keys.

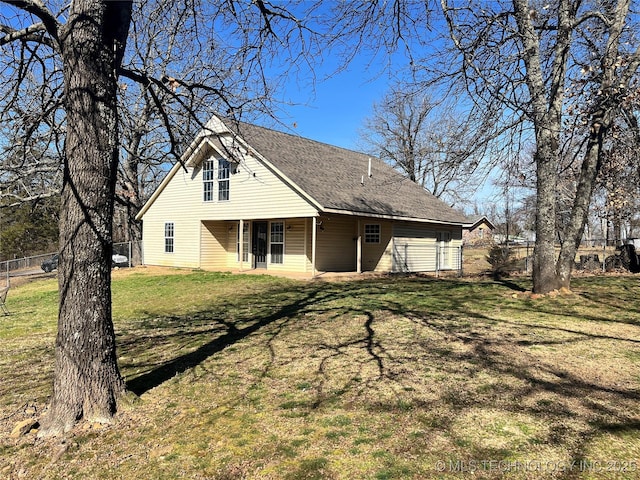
[
  {"left": 274, "top": 66, "right": 389, "bottom": 151},
  {"left": 270, "top": 60, "right": 502, "bottom": 213},
  {"left": 262, "top": 1, "right": 415, "bottom": 153}
]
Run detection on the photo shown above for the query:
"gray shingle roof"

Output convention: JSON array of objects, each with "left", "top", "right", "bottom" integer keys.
[{"left": 226, "top": 121, "right": 468, "bottom": 225}]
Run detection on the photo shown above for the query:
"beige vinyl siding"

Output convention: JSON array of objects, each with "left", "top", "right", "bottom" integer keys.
[
  {"left": 141, "top": 141, "right": 317, "bottom": 267},
  {"left": 141, "top": 216, "right": 201, "bottom": 268},
  {"left": 193, "top": 145, "right": 318, "bottom": 220},
  {"left": 200, "top": 221, "right": 230, "bottom": 270},
  {"left": 314, "top": 215, "right": 357, "bottom": 272},
  {"left": 140, "top": 167, "right": 202, "bottom": 267},
  {"left": 305, "top": 218, "right": 313, "bottom": 272},
  {"left": 392, "top": 223, "right": 438, "bottom": 272},
  {"left": 361, "top": 220, "right": 393, "bottom": 272}
]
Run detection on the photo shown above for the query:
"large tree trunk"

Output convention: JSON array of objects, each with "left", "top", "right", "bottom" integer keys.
[
  {"left": 39, "top": 0, "right": 132, "bottom": 437},
  {"left": 532, "top": 135, "right": 560, "bottom": 294},
  {"left": 512, "top": 0, "right": 571, "bottom": 294}
]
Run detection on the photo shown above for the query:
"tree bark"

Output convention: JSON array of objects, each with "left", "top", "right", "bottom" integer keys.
[
  {"left": 512, "top": 0, "right": 571, "bottom": 294},
  {"left": 532, "top": 134, "right": 561, "bottom": 293},
  {"left": 39, "top": 0, "right": 132, "bottom": 436}
]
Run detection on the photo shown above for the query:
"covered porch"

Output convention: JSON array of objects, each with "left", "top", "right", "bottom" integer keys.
[
  {"left": 199, "top": 214, "right": 381, "bottom": 276},
  {"left": 199, "top": 214, "right": 461, "bottom": 276}
]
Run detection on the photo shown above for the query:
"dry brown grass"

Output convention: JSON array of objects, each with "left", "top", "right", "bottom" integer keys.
[{"left": 1, "top": 270, "right": 640, "bottom": 479}]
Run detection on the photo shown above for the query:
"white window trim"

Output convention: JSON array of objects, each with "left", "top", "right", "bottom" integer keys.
[
  {"left": 269, "top": 221, "right": 285, "bottom": 264},
  {"left": 164, "top": 222, "right": 175, "bottom": 253},
  {"left": 364, "top": 224, "right": 381, "bottom": 244},
  {"left": 203, "top": 158, "right": 216, "bottom": 202},
  {"left": 237, "top": 223, "right": 250, "bottom": 263},
  {"left": 203, "top": 156, "right": 231, "bottom": 203},
  {"left": 218, "top": 158, "right": 230, "bottom": 202}
]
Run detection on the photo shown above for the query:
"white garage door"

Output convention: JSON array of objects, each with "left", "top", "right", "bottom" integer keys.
[{"left": 392, "top": 225, "right": 437, "bottom": 273}]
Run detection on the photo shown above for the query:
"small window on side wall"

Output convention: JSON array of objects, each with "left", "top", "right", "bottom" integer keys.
[
  {"left": 165, "top": 222, "right": 174, "bottom": 253},
  {"left": 364, "top": 224, "right": 380, "bottom": 243}
]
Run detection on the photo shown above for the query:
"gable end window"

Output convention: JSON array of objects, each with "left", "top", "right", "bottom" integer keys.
[
  {"left": 203, "top": 156, "right": 230, "bottom": 202},
  {"left": 203, "top": 158, "right": 215, "bottom": 202},
  {"left": 364, "top": 224, "right": 380, "bottom": 243},
  {"left": 218, "top": 159, "right": 230, "bottom": 201},
  {"left": 164, "top": 222, "right": 174, "bottom": 253}
]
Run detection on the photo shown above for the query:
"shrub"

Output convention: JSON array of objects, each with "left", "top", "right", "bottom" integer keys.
[{"left": 486, "top": 244, "right": 520, "bottom": 279}]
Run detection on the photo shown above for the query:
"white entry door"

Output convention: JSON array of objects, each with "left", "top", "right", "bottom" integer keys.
[{"left": 438, "top": 232, "right": 451, "bottom": 269}]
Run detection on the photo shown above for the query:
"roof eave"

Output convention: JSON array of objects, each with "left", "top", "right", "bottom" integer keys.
[{"left": 321, "top": 208, "right": 466, "bottom": 226}]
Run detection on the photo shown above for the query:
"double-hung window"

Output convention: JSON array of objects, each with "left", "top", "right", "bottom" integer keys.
[
  {"left": 364, "top": 224, "right": 380, "bottom": 243},
  {"left": 270, "top": 222, "right": 284, "bottom": 264},
  {"left": 218, "top": 159, "right": 230, "bottom": 201},
  {"left": 203, "top": 159, "right": 216, "bottom": 202},
  {"left": 203, "top": 156, "right": 230, "bottom": 202},
  {"left": 164, "top": 222, "right": 174, "bottom": 253}
]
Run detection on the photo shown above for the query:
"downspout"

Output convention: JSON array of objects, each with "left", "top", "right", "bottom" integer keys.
[{"left": 357, "top": 219, "right": 362, "bottom": 274}]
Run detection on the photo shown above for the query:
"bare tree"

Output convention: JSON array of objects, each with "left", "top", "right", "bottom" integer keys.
[
  {"left": 595, "top": 104, "right": 640, "bottom": 242},
  {"left": 112, "top": 1, "right": 256, "bottom": 265},
  {"left": 437, "top": 0, "right": 640, "bottom": 292},
  {"left": 1, "top": 0, "right": 316, "bottom": 436},
  {"left": 359, "top": 87, "right": 487, "bottom": 206}
]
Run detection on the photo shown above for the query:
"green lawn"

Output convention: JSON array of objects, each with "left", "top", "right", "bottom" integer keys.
[{"left": 2, "top": 269, "right": 640, "bottom": 479}]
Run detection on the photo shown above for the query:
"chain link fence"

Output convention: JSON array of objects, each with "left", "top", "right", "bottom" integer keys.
[
  {"left": 0, "top": 241, "right": 138, "bottom": 282},
  {"left": 490, "top": 239, "right": 624, "bottom": 275}
]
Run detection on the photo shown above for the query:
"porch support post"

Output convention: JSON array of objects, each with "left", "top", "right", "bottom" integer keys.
[
  {"left": 239, "top": 220, "right": 244, "bottom": 272},
  {"left": 357, "top": 218, "right": 362, "bottom": 274},
  {"left": 312, "top": 217, "right": 317, "bottom": 277}
]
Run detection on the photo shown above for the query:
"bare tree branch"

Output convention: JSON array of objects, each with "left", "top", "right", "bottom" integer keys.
[{"left": 2, "top": 0, "right": 60, "bottom": 45}]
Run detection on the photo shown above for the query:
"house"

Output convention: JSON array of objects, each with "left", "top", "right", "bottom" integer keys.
[
  {"left": 136, "top": 115, "right": 469, "bottom": 276},
  {"left": 462, "top": 216, "right": 495, "bottom": 246}
]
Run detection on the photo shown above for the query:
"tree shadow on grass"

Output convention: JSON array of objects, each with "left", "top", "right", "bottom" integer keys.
[
  {"left": 398, "top": 308, "right": 640, "bottom": 474},
  {"left": 120, "top": 273, "right": 640, "bottom": 477},
  {"left": 123, "top": 276, "right": 417, "bottom": 397},
  {"left": 125, "top": 284, "right": 321, "bottom": 395},
  {"left": 496, "top": 277, "right": 528, "bottom": 292}
]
